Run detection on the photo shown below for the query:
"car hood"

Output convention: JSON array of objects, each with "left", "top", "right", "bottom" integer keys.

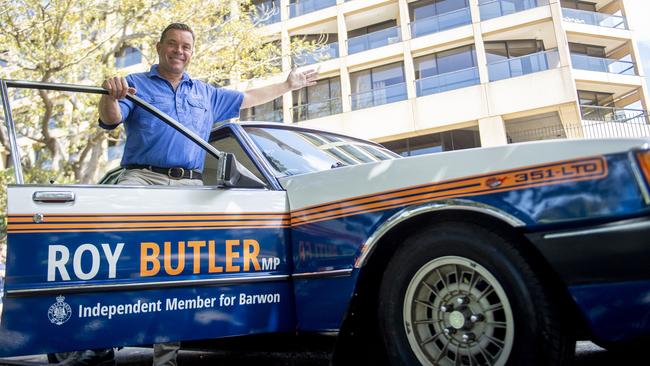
[{"left": 278, "top": 138, "right": 650, "bottom": 211}]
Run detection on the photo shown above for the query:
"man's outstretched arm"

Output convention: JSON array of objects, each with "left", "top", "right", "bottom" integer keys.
[{"left": 241, "top": 67, "right": 318, "bottom": 109}]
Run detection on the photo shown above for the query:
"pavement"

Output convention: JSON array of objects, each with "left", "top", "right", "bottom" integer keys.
[{"left": 0, "top": 341, "right": 638, "bottom": 366}]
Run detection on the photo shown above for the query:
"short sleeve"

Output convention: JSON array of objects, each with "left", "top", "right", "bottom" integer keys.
[
  {"left": 211, "top": 87, "right": 244, "bottom": 122},
  {"left": 98, "top": 75, "right": 136, "bottom": 129}
]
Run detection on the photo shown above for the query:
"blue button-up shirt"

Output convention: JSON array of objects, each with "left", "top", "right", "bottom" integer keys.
[{"left": 100, "top": 65, "right": 244, "bottom": 171}]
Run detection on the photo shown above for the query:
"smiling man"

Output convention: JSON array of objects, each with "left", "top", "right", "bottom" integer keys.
[
  {"left": 95, "top": 23, "right": 317, "bottom": 366},
  {"left": 99, "top": 22, "right": 317, "bottom": 186}
]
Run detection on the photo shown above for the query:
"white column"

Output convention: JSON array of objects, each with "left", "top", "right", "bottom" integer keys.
[
  {"left": 337, "top": 9, "right": 352, "bottom": 112},
  {"left": 470, "top": 0, "right": 489, "bottom": 84},
  {"left": 479, "top": 116, "right": 508, "bottom": 146}
]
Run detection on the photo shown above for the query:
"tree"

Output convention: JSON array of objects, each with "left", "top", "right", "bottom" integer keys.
[{"left": 0, "top": 0, "right": 321, "bottom": 263}]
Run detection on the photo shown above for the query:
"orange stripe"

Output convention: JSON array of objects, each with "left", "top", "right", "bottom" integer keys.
[
  {"left": 7, "top": 225, "right": 290, "bottom": 234},
  {"left": 8, "top": 214, "right": 289, "bottom": 223},
  {"left": 8, "top": 220, "right": 289, "bottom": 230}
]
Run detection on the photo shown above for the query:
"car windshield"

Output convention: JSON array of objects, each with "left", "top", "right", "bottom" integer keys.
[{"left": 244, "top": 126, "right": 399, "bottom": 176}]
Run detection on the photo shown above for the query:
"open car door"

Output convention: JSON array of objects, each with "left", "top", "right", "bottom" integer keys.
[{"left": 0, "top": 80, "right": 293, "bottom": 357}]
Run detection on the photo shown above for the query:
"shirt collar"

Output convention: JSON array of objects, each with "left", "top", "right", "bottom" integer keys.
[{"left": 147, "top": 64, "right": 193, "bottom": 86}]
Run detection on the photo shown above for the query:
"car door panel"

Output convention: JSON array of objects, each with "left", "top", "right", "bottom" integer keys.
[{"left": 0, "top": 185, "right": 292, "bottom": 357}]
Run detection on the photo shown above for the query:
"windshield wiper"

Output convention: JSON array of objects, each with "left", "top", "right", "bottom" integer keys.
[{"left": 331, "top": 161, "right": 345, "bottom": 169}]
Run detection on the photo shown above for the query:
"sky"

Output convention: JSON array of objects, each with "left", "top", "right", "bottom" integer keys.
[{"left": 625, "top": 0, "right": 650, "bottom": 91}]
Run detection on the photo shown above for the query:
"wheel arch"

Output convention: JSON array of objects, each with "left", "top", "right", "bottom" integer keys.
[{"left": 333, "top": 200, "right": 588, "bottom": 363}]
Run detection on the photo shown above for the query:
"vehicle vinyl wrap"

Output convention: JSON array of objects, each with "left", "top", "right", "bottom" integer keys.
[
  {"left": 0, "top": 187, "right": 292, "bottom": 357},
  {"left": 287, "top": 153, "right": 648, "bottom": 330}
]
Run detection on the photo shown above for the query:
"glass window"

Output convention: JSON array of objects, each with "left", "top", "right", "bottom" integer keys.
[
  {"left": 569, "top": 43, "right": 605, "bottom": 57},
  {"left": 204, "top": 129, "right": 267, "bottom": 185},
  {"left": 437, "top": 45, "right": 476, "bottom": 73},
  {"left": 485, "top": 42, "right": 508, "bottom": 63},
  {"left": 383, "top": 128, "right": 480, "bottom": 156},
  {"left": 245, "top": 127, "right": 398, "bottom": 176},
  {"left": 115, "top": 46, "right": 142, "bottom": 68},
  {"left": 350, "top": 69, "right": 372, "bottom": 94},
  {"left": 485, "top": 40, "right": 544, "bottom": 61},
  {"left": 241, "top": 97, "right": 283, "bottom": 122}
]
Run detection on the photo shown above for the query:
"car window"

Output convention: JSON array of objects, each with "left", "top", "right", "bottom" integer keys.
[
  {"left": 244, "top": 126, "right": 399, "bottom": 176},
  {"left": 203, "top": 130, "right": 268, "bottom": 186}
]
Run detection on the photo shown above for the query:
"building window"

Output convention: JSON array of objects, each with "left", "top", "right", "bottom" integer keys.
[
  {"left": 414, "top": 45, "right": 479, "bottom": 96},
  {"left": 560, "top": 0, "right": 596, "bottom": 11},
  {"left": 347, "top": 20, "right": 400, "bottom": 54},
  {"left": 292, "top": 77, "right": 342, "bottom": 122},
  {"left": 241, "top": 97, "right": 283, "bottom": 122},
  {"left": 383, "top": 128, "right": 481, "bottom": 156},
  {"left": 569, "top": 43, "right": 605, "bottom": 57},
  {"left": 115, "top": 46, "right": 142, "bottom": 69},
  {"left": 485, "top": 40, "right": 557, "bottom": 81},
  {"left": 350, "top": 62, "right": 407, "bottom": 110},
  {"left": 292, "top": 34, "right": 339, "bottom": 66},
  {"left": 252, "top": 0, "right": 281, "bottom": 25},
  {"left": 485, "top": 40, "right": 545, "bottom": 62},
  {"left": 0, "top": 59, "right": 7, "bottom": 67},
  {"left": 409, "top": 0, "right": 472, "bottom": 37}
]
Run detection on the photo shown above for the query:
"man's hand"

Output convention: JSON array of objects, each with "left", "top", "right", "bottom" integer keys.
[
  {"left": 286, "top": 66, "right": 318, "bottom": 91},
  {"left": 102, "top": 76, "right": 137, "bottom": 100}
]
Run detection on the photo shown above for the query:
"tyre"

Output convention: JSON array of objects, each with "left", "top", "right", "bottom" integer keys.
[
  {"left": 378, "top": 222, "right": 575, "bottom": 366},
  {"left": 47, "top": 348, "right": 115, "bottom": 365}
]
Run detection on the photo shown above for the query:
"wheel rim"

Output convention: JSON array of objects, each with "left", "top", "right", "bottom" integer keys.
[{"left": 403, "top": 256, "right": 514, "bottom": 366}]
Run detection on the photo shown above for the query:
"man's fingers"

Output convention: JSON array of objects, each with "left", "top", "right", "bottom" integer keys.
[
  {"left": 119, "top": 77, "right": 129, "bottom": 99},
  {"left": 127, "top": 87, "right": 137, "bottom": 95}
]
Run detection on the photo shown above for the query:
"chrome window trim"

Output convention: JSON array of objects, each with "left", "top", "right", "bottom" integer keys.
[
  {"left": 291, "top": 268, "right": 353, "bottom": 279},
  {"left": 354, "top": 199, "right": 525, "bottom": 268},
  {"left": 543, "top": 218, "right": 650, "bottom": 240},
  {"left": 6, "top": 274, "right": 290, "bottom": 297}
]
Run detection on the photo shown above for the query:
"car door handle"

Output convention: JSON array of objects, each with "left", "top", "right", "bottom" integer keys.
[{"left": 32, "top": 191, "right": 76, "bottom": 203}]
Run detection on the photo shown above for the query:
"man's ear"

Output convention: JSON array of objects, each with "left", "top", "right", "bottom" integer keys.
[{"left": 155, "top": 42, "right": 161, "bottom": 54}]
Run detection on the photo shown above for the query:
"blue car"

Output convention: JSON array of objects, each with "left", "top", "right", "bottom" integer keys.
[{"left": 0, "top": 80, "right": 649, "bottom": 365}]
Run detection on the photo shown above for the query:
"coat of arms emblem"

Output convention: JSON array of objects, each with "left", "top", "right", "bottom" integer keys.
[{"left": 48, "top": 295, "right": 72, "bottom": 325}]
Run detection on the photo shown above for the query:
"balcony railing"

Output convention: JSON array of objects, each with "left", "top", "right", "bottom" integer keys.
[
  {"left": 289, "top": 0, "right": 336, "bottom": 18},
  {"left": 416, "top": 67, "right": 480, "bottom": 97},
  {"left": 410, "top": 7, "right": 472, "bottom": 38},
  {"left": 571, "top": 53, "right": 636, "bottom": 75},
  {"left": 479, "top": 0, "right": 548, "bottom": 21},
  {"left": 488, "top": 49, "right": 559, "bottom": 82},
  {"left": 292, "top": 97, "right": 343, "bottom": 122},
  {"left": 347, "top": 25, "right": 401, "bottom": 55},
  {"left": 561, "top": 8, "right": 627, "bottom": 29},
  {"left": 253, "top": 1, "right": 281, "bottom": 25},
  {"left": 581, "top": 105, "right": 648, "bottom": 123},
  {"left": 293, "top": 42, "right": 339, "bottom": 66},
  {"left": 351, "top": 82, "right": 408, "bottom": 110},
  {"left": 242, "top": 110, "right": 283, "bottom": 122}
]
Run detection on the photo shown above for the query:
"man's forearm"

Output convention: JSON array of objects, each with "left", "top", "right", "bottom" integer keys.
[
  {"left": 241, "top": 81, "right": 290, "bottom": 109},
  {"left": 98, "top": 95, "right": 122, "bottom": 125}
]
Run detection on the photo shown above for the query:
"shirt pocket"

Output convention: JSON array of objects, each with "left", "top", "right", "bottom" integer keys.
[
  {"left": 136, "top": 95, "right": 174, "bottom": 129},
  {"left": 187, "top": 97, "right": 208, "bottom": 131}
]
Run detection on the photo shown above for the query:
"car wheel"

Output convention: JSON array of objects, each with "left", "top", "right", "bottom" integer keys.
[
  {"left": 378, "top": 222, "right": 574, "bottom": 366},
  {"left": 47, "top": 349, "right": 115, "bottom": 365}
]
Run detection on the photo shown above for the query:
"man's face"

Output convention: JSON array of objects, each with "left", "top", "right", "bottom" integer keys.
[{"left": 156, "top": 29, "right": 194, "bottom": 74}]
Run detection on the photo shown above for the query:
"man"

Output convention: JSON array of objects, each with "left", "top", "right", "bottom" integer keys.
[
  {"left": 96, "top": 23, "right": 317, "bottom": 365},
  {"left": 99, "top": 22, "right": 317, "bottom": 186}
]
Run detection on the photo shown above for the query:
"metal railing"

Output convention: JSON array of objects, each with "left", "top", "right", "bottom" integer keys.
[
  {"left": 507, "top": 110, "right": 650, "bottom": 143},
  {"left": 288, "top": 0, "right": 336, "bottom": 18},
  {"left": 561, "top": 7, "right": 627, "bottom": 29},
  {"left": 479, "top": 0, "right": 548, "bottom": 20},
  {"left": 347, "top": 25, "right": 401, "bottom": 55},
  {"left": 580, "top": 105, "right": 648, "bottom": 123},
  {"left": 416, "top": 67, "right": 480, "bottom": 97},
  {"left": 292, "top": 97, "right": 342, "bottom": 122},
  {"left": 293, "top": 42, "right": 339, "bottom": 66},
  {"left": 571, "top": 53, "right": 636, "bottom": 75},
  {"left": 351, "top": 82, "right": 408, "bottom": 110},
  {"left": 410, "top": 7, "right": 472, "bottom": 38},
  {"left": 488, "top": 49, "right": 559, "bottom": 82}
]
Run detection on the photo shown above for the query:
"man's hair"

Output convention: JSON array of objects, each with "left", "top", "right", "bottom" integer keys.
[{"left": 159, "top": 23, "right": 195, "bottom": 44}]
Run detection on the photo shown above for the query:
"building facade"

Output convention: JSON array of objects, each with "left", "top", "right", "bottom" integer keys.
[{"left": 241, "top": 0, "right": 649, "bottom": 156}]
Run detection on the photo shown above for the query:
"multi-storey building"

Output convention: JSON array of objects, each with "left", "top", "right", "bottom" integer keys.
[{"left": 241, "top": 0, "right": 649, "bottom": 156}]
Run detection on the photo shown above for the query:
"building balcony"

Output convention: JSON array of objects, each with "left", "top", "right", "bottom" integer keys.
[
  {"left": 347, "top": 25, "right": 401, "bottom": 55},
  {"left": 561, "top": 7, "right": 627, "bottom": 29},
  {"left": 351, "top": 83, "right": 408, "bottom": 110},
  {"left": 293, "top": 42, "right": 339, "bottom": 66},
  {"left": 289, "top": 0, "right": 336, "bottom": 18},
  {"left": 571, "top": 53, "right": 636, "bottom": 75},
  {"left": 416, "top": 67, "right": 480, "bottom": 97},
  {"left": 580, "top": 105, "right": 648, "bottom": 123},
  {"left": 410, "top": 7, "right": 471, "bottom": 38},
  {"left": 292, "top": 97, "right": 343, "bottom": 122},
  {"left": 488, "top": 49, "right": 559, "bottom": 82},
  {"left": 479, "top": 0, "right": 548, "bottom": 21},
  {"left": 242, "top": 110, "right": 284, "bottom": 122}
]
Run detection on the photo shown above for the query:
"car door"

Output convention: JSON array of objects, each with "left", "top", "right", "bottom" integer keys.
[{"left": 0, "top": 89, "right": 293, "bottom": 358}]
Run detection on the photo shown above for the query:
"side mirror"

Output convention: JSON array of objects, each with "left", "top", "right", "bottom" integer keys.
[{"left": 216, "top": 152, "right": 267, "bottom": 188}]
